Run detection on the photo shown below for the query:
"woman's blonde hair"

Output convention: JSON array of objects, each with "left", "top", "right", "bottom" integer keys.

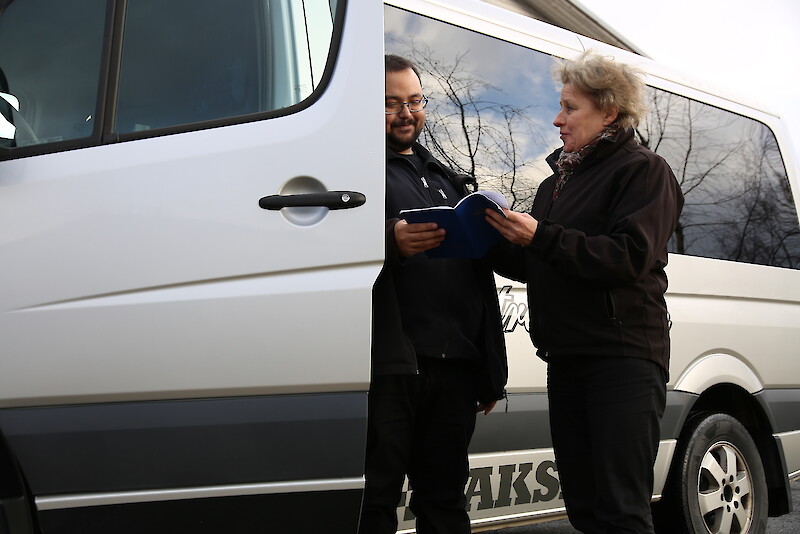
[{"left": 554, "top": 50, "right": 646, "bottom": 128}]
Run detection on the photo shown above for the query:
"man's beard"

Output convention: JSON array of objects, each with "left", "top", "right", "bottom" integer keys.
[{"left": 387, "top": 118, "right": 423, "bottom": 153}]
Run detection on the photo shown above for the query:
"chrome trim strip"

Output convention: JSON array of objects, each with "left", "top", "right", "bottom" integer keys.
[
  {"left": 36, "top": 477, "right": 365, "bottom": 511},
  {"left": 401, "top": 506, "right": 570, "bottom": 534}
]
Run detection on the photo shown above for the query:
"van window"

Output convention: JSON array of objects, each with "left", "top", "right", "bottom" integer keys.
[
  {"left": 385, "top": 5, "right": 561, "bottom": 214},
  {"left": 0, "top": 0, "right": 338, "bottom": 155},
  {"left": 638, "top": 91, "right": 800, "bottom": 268},
  {"left": 385, "top": 5, "right": 800, "bottom": 270},
  {"left": 0, "top": 0, "right": 107, "bottom": 148},
  {"left": 115, "top": 0, "right": 336, "bottom": 133}
]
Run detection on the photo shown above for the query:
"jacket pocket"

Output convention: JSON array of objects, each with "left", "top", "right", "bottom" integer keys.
[{"left": 604, "top": 288, "right": 623, "bottom": 326}]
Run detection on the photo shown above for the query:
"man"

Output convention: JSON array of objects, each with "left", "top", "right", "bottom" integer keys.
[{"left": 358, "top": 54, "right": 507, "bottom": 534}]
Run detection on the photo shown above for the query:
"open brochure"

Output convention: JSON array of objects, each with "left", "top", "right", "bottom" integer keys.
[{"left": 400, "top": 190, "right": 509, "bottom": 259}]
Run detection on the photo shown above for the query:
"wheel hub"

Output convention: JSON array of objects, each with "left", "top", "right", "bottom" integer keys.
[{"left": 697, "top": 441, "right": 753, "bottom": 533}]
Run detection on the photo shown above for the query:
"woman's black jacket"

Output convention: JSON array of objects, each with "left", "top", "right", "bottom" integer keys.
[{"left": 492, "top": 128, "right": 684, "bottom": 373}]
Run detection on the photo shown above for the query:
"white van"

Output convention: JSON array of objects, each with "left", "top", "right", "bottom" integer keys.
[{"left": 0, "top": 1, "right": 797, "bottom": 533}]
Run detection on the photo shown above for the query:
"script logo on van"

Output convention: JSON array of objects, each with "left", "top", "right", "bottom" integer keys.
[
  {"left": 0, "top": 91, "right": 20, "bottom": 140},
  {"left": 498, "top": 285, "right": 529, "bottom": 333}
]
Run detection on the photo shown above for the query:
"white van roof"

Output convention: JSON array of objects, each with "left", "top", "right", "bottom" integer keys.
[
  {"left": 480, "top": 0, "right": 778, "bottom": 118},
  {"left": 481, "top": 0, "right": 648, "bottom": 55}
]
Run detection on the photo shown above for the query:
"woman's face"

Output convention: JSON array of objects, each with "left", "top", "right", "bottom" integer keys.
[{"left": 553, "top": 83, "right": 617, "bottom": 153}]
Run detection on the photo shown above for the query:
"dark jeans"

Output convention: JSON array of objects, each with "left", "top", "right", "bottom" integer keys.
[
  {"left": 358, "top": 358, "right": 477, "bottom": 534},
  {"left": 547, "top": 355, "right": 666, "bottom": 534}
]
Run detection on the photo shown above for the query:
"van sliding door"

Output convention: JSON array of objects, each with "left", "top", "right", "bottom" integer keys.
[{"left": 0, "top": 1, "right": 384, "bottom": 532}]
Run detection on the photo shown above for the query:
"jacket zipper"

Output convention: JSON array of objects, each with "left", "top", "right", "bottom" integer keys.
[
  {"left": 419, "top": 168, "right": 449, "bottom": 206},
  {"left": 605, "top": 289, "right": 623, "bottom": 327}
]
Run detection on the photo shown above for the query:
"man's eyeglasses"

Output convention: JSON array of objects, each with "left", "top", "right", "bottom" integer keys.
[{"left": 385, "top": 97, "right": 428, "bottom": 115}]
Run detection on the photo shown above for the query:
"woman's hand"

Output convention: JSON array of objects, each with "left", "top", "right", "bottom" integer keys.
[
  {"left": 485, "top": 208, "right": 538, "bottom": 246},
  {"left": 394, "top": 219, "right": 446, "bottom": 258}
]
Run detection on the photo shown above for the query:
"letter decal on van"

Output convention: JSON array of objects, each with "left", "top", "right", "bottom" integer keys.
[
  {"left": 0, "top": 91, "right": 20, "bottom": 140},
  {"left": 498, "top": 286, "right": 529, "bottom": 333},
  {"left": 532, "top": 460, "right": 560, "bottom": 502},
  {"left": 496, "top": 462, "right": 533, "bottom": 505},
  {"left": 397, "top": 458, "right": 563, "bottom": 527},
  {"left": 465, "top": 467, "right": 494, "bottom": 511}
]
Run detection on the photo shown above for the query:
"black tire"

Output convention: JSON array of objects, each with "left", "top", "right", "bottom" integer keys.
[{"left": 656, "top": 412, "right": 768, "bottom": 534}]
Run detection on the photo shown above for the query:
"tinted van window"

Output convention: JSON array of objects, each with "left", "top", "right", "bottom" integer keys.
[
  {"left": 0, "top": 0, "right": 106, "bottom": 148},
  {"left": 385, "top": 5, "right": 800, "bottom": 269},
  {"left": 385, "top": 5, "right": 561, "bottom": 214},
  {"left": 115, "top": 0, "right": 336, "bottom": 133},
  {"left": 0, "top": 0, "right": 338, "bottom": 155},
  {"left": 637, "top": 90, "right": 800, "bottom": 268}
]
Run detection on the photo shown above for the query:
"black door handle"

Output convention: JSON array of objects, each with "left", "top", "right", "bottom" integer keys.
[{"left": 259, "top": 191, "right": 366, "bottom": 210}]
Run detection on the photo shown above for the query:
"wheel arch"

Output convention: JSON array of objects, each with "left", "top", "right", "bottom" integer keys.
[
  {"left": 671, "top": 382, "right": 791, "bottom": 516},
  {"left": 670, "top": 352, "right": 791, "bottom": 516},
  {"left": 672, "top": 352, "right": 763, "bottom": 395}
]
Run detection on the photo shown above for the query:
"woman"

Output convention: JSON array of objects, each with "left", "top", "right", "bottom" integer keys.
[{"left": 487, "top": 51, "right": 684, "bottom": 533}]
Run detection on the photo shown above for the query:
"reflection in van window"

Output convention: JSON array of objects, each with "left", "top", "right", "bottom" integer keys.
[
  {"left": 385, "top": 5, "right": 561, "bottom": 214},
  {"left": 385, "top": 5, "right": 800, "bottom": 270},
  {"left": 115, "top": 0, "right": 335, "bottom": 134},
  {"left": 638, "top": 90, "right": 800, "bottom": 268},
  {"left": 0, "top": 0, "right": 106, "bottom": 148}
]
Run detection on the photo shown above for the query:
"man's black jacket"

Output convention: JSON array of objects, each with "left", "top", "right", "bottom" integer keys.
[{"left": 371, "top": 142, "right": 508, "bottom": 405}]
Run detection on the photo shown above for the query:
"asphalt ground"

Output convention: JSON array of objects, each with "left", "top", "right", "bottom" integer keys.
[{"left": 489, "top": 478, "right": 800, "bottom": 534}]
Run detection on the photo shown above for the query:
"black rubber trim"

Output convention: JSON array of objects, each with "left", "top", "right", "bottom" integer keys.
[
  {"left": 470, "top": 390, "right": 698, "bottom": 454},
  {"left": 470, "top": 392, "right": 551, "bottom": 453},
  {"left": 0, "top": 392, "right": 367, "bottom": 496},
  {"left": 37, "top": 488, "right": 362, "bottom": 534},
  {"left": 755, "top": 388, "right": 800, "bottom": 434},
  {"left": 660, "top": 390, "right": 698, "bottom": 440}
]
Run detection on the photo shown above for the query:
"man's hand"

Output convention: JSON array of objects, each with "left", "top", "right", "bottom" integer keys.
[
  {"left": 394, "top": 219, "right": 446, "bottom": 258},
  {"left": 477, "top": 400, "right": 497, "bottom": 415},
  {"left": 485, "top": 208, "right": 538, "bottom": 246}
]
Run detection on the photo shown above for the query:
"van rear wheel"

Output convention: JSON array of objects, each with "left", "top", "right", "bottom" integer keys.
[{"left": 655, "top": 412, "right": 768, "bottom": 534}]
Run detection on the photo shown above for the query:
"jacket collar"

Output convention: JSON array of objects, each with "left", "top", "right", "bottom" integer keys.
[
  {"left": 386, "top": 141, "right": 434, "bottom": 163},
  {"left": 546, "top": 127, "right": 636, "bottom": 173},
  {"left": 386, "top": 142, "right": 452, "bottom": 179}
]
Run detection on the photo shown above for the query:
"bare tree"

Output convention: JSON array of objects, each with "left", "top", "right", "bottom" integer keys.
[
  {"left": 637, "top": 87, "right": 800, "bottom": 267},
  {"left": 388, "top": 32, "right": 800, "bottom": 268},
  {"left": 400, "top": 42, "right": 550, "bottom": 212}
]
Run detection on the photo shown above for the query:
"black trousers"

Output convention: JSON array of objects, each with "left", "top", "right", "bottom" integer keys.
[
  {"left": 547, "top": 355, "right": 666, "bottom": 534},
  {"left": 358, "top": 358, "right": 477, "bottom": 534}
]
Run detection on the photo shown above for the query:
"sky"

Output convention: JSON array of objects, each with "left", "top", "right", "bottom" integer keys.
[{"left": 576, "top": 0, "right": 800, "bottom": 167}]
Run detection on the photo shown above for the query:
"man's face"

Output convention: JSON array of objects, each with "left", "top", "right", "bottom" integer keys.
[{"left": 385, "top": 68, "right": 425, "bottom": 154}]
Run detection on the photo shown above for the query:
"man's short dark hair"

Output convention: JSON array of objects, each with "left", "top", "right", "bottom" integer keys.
[{"left": 385, "top": 54, "right": 422, "bottom": 82}]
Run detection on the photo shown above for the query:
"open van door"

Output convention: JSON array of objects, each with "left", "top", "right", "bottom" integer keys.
[{"left": 0, "top": 0, "right": 384, "bottom": 532}]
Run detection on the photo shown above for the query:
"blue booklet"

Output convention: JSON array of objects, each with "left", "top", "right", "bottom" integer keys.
[{"left": 400, "top": 190, "right": 509, "bottom": 259}]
